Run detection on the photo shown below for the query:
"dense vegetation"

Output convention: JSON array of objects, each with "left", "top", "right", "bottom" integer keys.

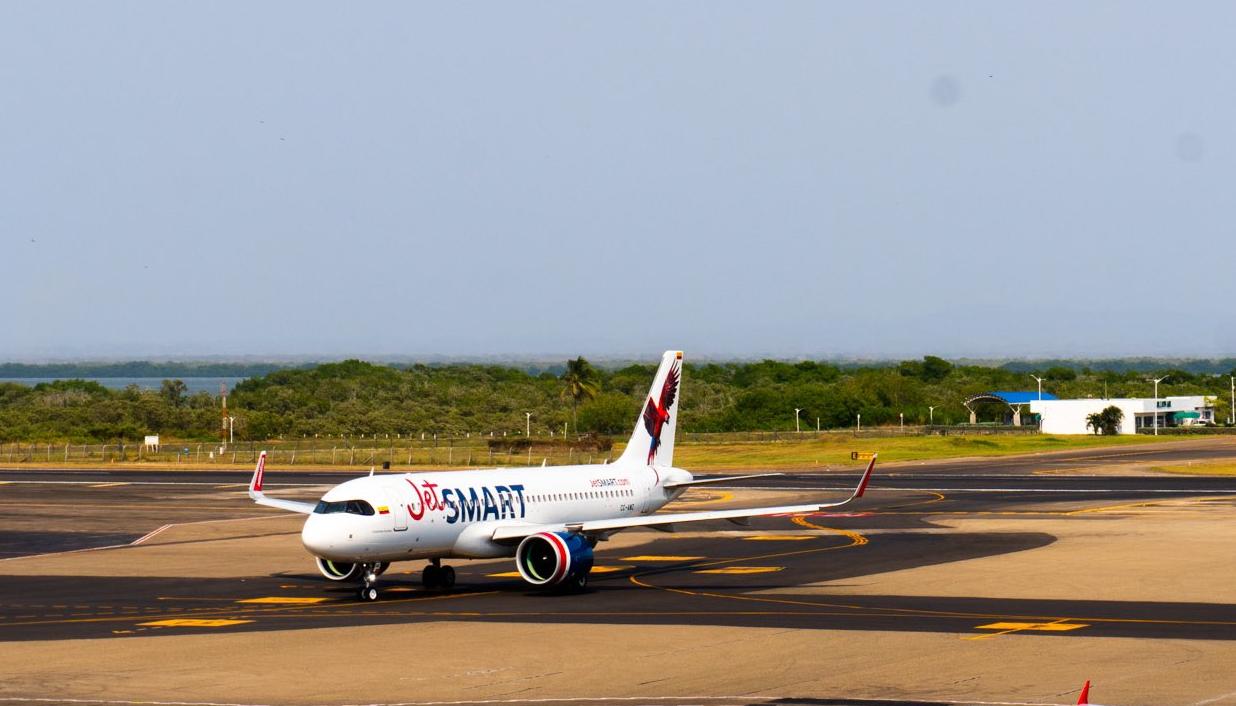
[{"left": 1, "top": 356, "right": 1234, "bottom": 443}]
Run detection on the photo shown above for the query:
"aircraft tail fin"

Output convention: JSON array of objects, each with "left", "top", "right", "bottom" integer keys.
[{"left": 619, "top": 351, "right": 683, "bottom": 467}]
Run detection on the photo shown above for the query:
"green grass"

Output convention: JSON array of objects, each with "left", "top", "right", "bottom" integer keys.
[{"left": 643, "top": 433, "right": 1194, "bottom": 471}]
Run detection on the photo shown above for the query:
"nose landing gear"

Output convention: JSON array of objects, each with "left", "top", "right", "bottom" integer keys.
[
  {"left": 421, "top": 558, "right": 456, "bottom": 590},
  {"left": 356, "top": 561, "right": 388, "bottom": 601}
]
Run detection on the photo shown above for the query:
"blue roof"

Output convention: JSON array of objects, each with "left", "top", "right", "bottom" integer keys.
[{"left": 991, "top": 391, "right": 1059, "bottom": 404}]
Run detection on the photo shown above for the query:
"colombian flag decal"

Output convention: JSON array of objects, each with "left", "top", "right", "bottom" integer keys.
[{"left": 377, "top": 506, "right": 390, "bottom": 515}]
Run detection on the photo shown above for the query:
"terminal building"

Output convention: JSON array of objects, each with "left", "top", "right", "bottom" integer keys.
[{"left": 1028, "top": 396, "right": 1216, "bottom": 435}]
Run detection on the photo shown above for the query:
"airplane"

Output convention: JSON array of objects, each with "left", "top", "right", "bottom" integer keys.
[{"left": 247, "top": 350, "right": 877, "bottom": 600}]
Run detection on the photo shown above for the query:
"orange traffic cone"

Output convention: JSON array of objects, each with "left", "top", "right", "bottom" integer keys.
[{"left": 1078, "top": 680, "right": 1091, "bottom": 705}]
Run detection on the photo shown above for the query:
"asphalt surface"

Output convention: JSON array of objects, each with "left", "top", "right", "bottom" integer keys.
[{"left": 2, "top": 446, "right": 1235, "bottom": 644}]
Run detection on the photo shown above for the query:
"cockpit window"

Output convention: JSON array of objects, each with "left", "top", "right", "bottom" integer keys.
[{"left": 313, "top": 499, "right": 376, "bottom": 516}]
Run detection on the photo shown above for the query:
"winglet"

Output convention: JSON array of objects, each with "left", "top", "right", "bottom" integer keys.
[
  {"left": 248, "top": 451, "right": 267, "bottom": 499},
  {"left": 851, "top": 453, "right": 876, "bottom": 500},
  {"left": 1077, "top": 680, "right": 1090, "bottom": 705}
]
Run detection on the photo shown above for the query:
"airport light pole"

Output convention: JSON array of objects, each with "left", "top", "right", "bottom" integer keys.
[
  {"left": 1030, "top": 375, "right": 1045, "bottom": 400},
  {"left": 525, "top": 412, "right": 532, "bottom": 438},
  {"left": 929, "top": 405, "right": 937, "bottom": 425},
  {"left": 1150, "top": 376, "right": 1168, "bottom": 436},
  {"left": 856, "top": 413, "right": 861, "bottom": 432},
  {"left": 794, "top": 408, "right": 802, "bottom": 434}
]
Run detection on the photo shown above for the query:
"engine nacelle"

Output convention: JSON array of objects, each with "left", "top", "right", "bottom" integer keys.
[
  {"left": 515, "top": 531, "right": 594, "bottom": 587},
  {"left": 315, "top": 556, "right": 360, "bottom": 581}
]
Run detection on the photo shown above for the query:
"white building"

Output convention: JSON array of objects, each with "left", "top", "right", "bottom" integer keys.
[{"left": 1028, "top": 396, "right": 1216, "bottom": 435}]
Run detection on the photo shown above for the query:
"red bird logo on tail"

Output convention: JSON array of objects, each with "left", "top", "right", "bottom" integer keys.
[{"left": 642, "top": 361, "right": 680, "bottom": 463}]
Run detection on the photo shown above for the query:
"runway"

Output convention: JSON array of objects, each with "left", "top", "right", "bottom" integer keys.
[{"left": 2, "top": 454, "right": 1235, "bottom": 645}]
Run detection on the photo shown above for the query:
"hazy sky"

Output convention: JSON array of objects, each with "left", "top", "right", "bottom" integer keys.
[{"left": 3, "top": 2, "right": 1234, "bottom": 361}]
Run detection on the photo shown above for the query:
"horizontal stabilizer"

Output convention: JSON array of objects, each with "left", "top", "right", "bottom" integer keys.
[{"left": 663, "top": 473, "right": 781, "bottom": 489}]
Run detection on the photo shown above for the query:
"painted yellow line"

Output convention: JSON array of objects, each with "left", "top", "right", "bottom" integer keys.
[
  {"left": 236, "top": 597, "right": 328, "bottom": 605},
  {"left": 89, "top": 482, "right": 129, "bottom": 488},
  {"left": 695, "top": 566, "right": 784, "bottom": 575},
  {"left": 589, "top": 565, "right": 632, "bottom": 573},
  {"left": 621, "top": 555, "right": 703, "bottom": 561},
  {"left": 487, "top": 571, "right": 523, "bottom": 578},
  {"left": 977, "top": 622, "right": 1088, "bottom": 632},
  {"left": 743, "top": 535, "right": 814, "bottom": 541},
  {"left": 139, "top": 618, "right": 253, "bottom": 627}
]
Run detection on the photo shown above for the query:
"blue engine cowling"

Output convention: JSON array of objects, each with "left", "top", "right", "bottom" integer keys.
[{"left": 515, "top": 531, "right": 594, "bottom": 587}]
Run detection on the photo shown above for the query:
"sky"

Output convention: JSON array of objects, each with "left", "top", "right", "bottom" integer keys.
[{"left": 3, "top": 2, "right": 1234, "bottom": 362}]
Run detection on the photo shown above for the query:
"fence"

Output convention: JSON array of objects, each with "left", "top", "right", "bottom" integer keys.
[
  {"left": 678, "top": 425, "right": 1041, "bottom": 443},
  {"left": 1, "top": 424, "right": 1051, "bottom": 467}
]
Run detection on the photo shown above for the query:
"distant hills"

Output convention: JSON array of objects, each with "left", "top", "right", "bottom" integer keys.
[{"left": 2, "top": 356, "right": 1235, "bottom": 380}]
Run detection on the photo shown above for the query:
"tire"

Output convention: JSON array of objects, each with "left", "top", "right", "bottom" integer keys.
[
  {"left": 422, "top": 564, "right": 441, "bottom": 589},
  {"left": 440, "top": 565, "right": 456, "bottom": 589},
  {"left": 570, "top": 572, "right": 588, "bottom": 592},
  {"left": 359, "top": 586, "right": 378, "bottom": 601}
]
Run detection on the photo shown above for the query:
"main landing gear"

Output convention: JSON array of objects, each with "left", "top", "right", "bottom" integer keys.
[
  {"left": 357, "top": 561, "right": 388, "bottom": 602},
  {"left": 421, "top": 558, "right": 456, "bottom": 591}
]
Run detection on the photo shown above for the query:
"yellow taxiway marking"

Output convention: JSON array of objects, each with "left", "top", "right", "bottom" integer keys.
[
  {"left": 976, "top": 622, "right": 1088, "bottom": 632},
  {"left": 588, "top": 565, "right": 631, "bottom": 573},
  {"left": 487, "top": 571, "right": 523, "bottom": 578},
  {"left": 621, "top": 555, "right": 704, "bottom": 561},
  {"left": 744, "top": 535, "right": 814, "bottom": 541},
  {"left": 236, "top": 597, "right": 328, "bottom": 605},
  {"left": 89, "top": 482, "right": 129, "bottom": 488},
  {"left": 139, "top": 618, "right": 253, "bottom": 627},
  {"left": 965, "top": 617, "right": 1086, "bottom": 640},
  {"left": 695, "top": 566, "right": 784, "bottom": 575}
]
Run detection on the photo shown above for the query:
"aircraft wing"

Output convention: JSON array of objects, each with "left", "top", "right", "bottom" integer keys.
[
  {"left": 491, "top": 455, "right": 874, "bottom": 543},
  {"left": 247, "top": 451, "right": 316, "bottom": 515}
]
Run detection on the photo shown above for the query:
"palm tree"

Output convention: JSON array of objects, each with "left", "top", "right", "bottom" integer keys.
[
  {"left": 560, "top": 357, "right": 600, "bottom": 435},
  {"left": 1099, "top": 405, "right": 1125, "bottom": 435},
  {"left": 1085, "top": 412, "right": 1104, "bottom": 435},
  {"left": 1085, "top": 406, "right": 1125, "bottom": 435}
]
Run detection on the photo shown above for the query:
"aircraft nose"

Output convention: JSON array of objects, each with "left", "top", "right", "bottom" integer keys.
[{"left": 301, "top": 514, "right": 334, "bottom": 556}]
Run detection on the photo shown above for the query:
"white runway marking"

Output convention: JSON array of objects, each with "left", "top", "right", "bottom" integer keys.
[
  {"left": 130, "top": 524, "right": 172, "bottom": 544},
  {"left": 0, "top": 514, "right": 283, "bottom": 562}
]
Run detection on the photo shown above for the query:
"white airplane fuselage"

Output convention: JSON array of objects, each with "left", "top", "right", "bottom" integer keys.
[{"left": 301, "top": 462, "right": 691, "bottom": 563}]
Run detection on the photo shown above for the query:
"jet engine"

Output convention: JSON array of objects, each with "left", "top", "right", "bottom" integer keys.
[
  {"left": 515, "top": 531, "right": 594, "bottom": 589},
  {"left": 315, "top": 556, "right": 360, "bottom": 581}
]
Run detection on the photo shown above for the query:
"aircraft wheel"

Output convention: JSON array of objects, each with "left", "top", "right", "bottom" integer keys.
[
  {"left": 569, "top": 572, "right": 588, "bottom": 592},
  {"left": 439, "top": 565, "right": 456, "bottom": 589},
  {"left": 422, "top": 564, "right": 441, "bottom": 589},
  {"left": 359, "top": 586, "right": 379, "bottom": 601}
]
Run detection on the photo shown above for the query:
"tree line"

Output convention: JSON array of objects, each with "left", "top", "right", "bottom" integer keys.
[{"left": 0, "top": 355, "right": 1232, "bottom": 442}]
